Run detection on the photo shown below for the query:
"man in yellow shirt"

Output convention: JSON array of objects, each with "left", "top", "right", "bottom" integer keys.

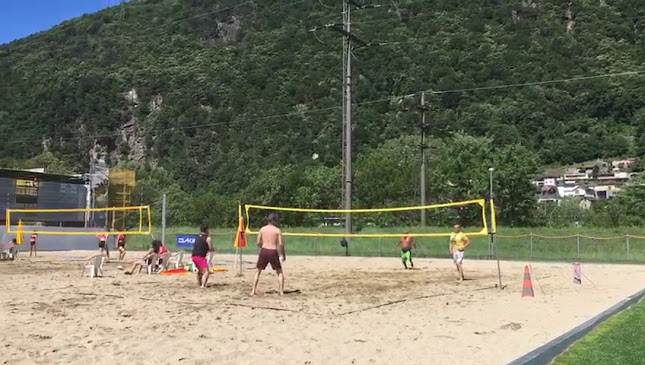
[{"left": 449, "top": 224, "right": 470, "bottom": 282}]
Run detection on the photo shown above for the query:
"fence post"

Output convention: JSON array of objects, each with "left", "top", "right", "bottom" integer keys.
[
  {"left": 626, "top": 234, "right": 631, "bottom": 259},
  {"left": 576, "top": 234, "right": 581, "bottom": 260},
  {"left": 488, "top": 233, "right": 493, "bottom": 259},
  {"left": 378, "top": 237, "right": 382, "bottom": 257},
  {"left": 529, "top": 233, "right": 533, "bottom": 259}
]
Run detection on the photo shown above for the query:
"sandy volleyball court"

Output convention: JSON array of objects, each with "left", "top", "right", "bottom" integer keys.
[{"left": 2, "top": 251, "right": 645, "bottom": 365}]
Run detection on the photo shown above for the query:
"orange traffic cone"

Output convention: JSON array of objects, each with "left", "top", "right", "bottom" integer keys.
[{"left": 522, "top": 265, "right": 534, "bottom": 298}]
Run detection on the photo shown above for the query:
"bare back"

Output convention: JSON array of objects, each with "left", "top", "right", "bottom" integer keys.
[{"left": 258, "top": 224, "right": 282, "bottom": 250}]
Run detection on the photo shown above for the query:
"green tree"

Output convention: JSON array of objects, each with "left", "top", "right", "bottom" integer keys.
[{"left": 491, "top": 144, "right": 541, "bottom": 226}]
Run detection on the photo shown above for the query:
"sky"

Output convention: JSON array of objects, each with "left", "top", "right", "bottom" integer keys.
[{"left": 0, "top": 0, "right": 119, "bottom": 45}]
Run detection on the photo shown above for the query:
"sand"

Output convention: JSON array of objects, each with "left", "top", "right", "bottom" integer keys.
[{"left": 1, "top": 251, "right": 645, "bottom": 365}]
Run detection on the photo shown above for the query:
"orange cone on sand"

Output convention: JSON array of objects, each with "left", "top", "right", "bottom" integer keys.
[{"left": 522, "top": 265, "right": 534, "bottom": 298}]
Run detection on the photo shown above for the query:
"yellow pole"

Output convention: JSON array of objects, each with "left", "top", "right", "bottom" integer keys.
[
  {"left": 6, "top": 209, "right": 10, "bottom": 233},
  {"left": 138, "top": 207, "right": 143, "bottom": 233},
  {"left": 146, "top": 206, "right": 152, "bottom": 234},
  {"left": 17, "top": 219, "right": 24, "bottom": 245}
]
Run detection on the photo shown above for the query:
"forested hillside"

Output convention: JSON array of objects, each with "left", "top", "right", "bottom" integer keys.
[{"left": 1, "top": 0, "right": 644, "bottom": 226}]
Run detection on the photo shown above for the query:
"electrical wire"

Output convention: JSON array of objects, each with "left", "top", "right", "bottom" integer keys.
[{"left": 1, "top": 70, "right": 643, "bottom": 146}]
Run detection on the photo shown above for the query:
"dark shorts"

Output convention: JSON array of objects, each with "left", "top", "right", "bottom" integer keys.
[
  {"left": 30, "top": 242, "right": 36, "bottom": 246},
  {"left": 117, "top": 242, "right": 125, "bottom": 248},
  {"left": 98, "top": 241, "right": 106, "bottom": 248},
  {"left": 257, "top": 248, "right": 281, "bottom": 271}
]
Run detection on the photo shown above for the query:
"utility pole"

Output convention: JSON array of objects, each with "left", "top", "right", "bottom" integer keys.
[
  {"left": 161, "top": 194, "right": 167, "bottom": 246},
  {"left": 311, "top": 0, "right": 369, "bottom": 252},
  {"left": 343, "top": 0, "right": 353, "bottom": 240},
  {"left": 420, "top": 92, "right": 428, "bottom": 227}
]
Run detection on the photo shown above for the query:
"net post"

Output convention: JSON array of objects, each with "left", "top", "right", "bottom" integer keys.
[
  {"left": 626, "top": 234, "right": 631, "bottom": 260},
  {"left": 238, "top": 245, "right": 243, "bottom": 276},
  {"left": 378, "top": 237, "right": 382, "bottom": 257},
  {"left": 492, "top": 233, "right": 502, "bottom": 289},
  {"left": 529, "top": 232, "right": 533, "bottom": 259},
  {"left": 233, "top": 245, "right": 240, "bottom": 275},
  {"left": 345, "top": 238, "right": 349, "bottom": 257},
  {"left": 147, "top": 206, "right": 152, "bottom": 235},
  {"left": 138, "top": 207, "right": 143, "bottom": 233},
  {"left": 487, "top": 194, "right": 502, "bottom": 290},
  {"left": 576, "top": 233, "right": 581, "bottom": 260}
]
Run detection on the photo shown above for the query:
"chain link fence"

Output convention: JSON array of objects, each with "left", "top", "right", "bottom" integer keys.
[{"left": 163, "top": 231, "right": 645, "bottom": 263}]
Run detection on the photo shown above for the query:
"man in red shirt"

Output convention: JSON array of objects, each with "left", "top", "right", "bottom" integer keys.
[{"left": 29, "top": 233, "right": 38, "bottom": 258}]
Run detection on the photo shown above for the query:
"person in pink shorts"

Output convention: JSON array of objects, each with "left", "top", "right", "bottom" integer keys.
[{"left": 191, "top": 223, "right": 213, "bottom": 288}]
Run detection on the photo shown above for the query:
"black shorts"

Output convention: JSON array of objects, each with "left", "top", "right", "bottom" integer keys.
[
  {"left": 257, "top": 248, "right": 281, "bottom": 271},
  {"left": 117, "top": 242, "right": 125, "bottom": 248},
  {"left": 98, "top": 241, "right": 106, "bottom": 248}
]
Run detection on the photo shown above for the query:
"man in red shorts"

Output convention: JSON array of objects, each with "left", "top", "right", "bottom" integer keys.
[
  {"left": 251, "top": 213, "right": 286, "bottom": 296},
  {"left": 191, "top": 223, "right": 213, "bottom": 288}
]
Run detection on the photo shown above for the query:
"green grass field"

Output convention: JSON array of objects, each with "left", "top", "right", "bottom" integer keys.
[
  {"left": 126, "top": 226, "right": 645, "bottom": 263},
  {"left": 552, "top": 298, "right": 645, "bottom": 365}
]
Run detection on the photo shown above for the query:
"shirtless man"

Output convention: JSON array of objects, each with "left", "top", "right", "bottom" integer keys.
[
  {"left": 449, "top": 224, "right": 470, "bottom": 281},
  {"left": 251, "top": 213, "right": 286, "bottom": 296},
  {"left": 393, "top": 230, "right": 416, "bottom": 269}
]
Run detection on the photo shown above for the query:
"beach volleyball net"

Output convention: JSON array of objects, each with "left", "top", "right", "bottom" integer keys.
[
  {"left": 244, "top": 199, "right": 496, "bottom": 238},
  {"left": 5, "top": 205, "right": 152, "bottom": 235}
]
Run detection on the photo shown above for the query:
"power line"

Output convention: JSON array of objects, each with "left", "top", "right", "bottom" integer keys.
[
  {"left": 355, "top": 70, "right": 645, "bottom": 106},
  {"left": 0, "top": 105, "right": 341, "bottom": 146},
  {"left": 1, "top": 70, "right": 643, "bottom": 146}
]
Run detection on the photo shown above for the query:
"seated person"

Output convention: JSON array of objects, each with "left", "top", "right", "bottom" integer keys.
[
  {"left": 158, "top": 242, "right": 169, "bottom": 256},
  {"left": 1, "top": 239, "right": 17, "bottom": 260},
  {"left": 124, "top": 239, "right": 162, "bottom": 275}
]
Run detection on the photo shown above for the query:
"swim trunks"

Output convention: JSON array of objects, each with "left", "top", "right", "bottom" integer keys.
[
  {"left": 401, "top": 249, "right": 412, "bottom": 263},
  {"left": 257, "top": 248, "right": 281, "bottom": 270}
]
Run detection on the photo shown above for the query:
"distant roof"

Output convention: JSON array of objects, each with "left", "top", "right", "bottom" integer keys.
[{"left": 0, "top": 168, "right": 85, "bottom": 184}]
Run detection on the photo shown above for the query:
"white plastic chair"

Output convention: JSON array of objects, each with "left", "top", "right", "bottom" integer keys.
[
  {"left": 169, "top": 251, "right": 184, "bottom": 269},
  {"left": 82, "top": 255, "right": 107, "bottom": 277},
  {"left": 157, "top": 252, "right": 171, "bottom": 273},
  {"left": 138, "top": 253, "right": 158, "bottom": 275}
]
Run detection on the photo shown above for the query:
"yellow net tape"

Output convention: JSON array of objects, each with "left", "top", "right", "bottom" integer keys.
[
  {"left": 6, "top": 206, "right": 152, "bottom": 236},
  {"left": 244, "top": 199, "right": 495, "bottom": 238}
]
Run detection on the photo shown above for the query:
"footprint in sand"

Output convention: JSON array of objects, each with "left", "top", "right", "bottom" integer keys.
[{"left": 499, "top": 322, "right": 522, "bottom": 331}]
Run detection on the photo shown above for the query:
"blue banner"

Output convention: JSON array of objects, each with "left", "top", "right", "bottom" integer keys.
[{"left": 176, "top": 234, "right": 198, "bottom": 248}]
